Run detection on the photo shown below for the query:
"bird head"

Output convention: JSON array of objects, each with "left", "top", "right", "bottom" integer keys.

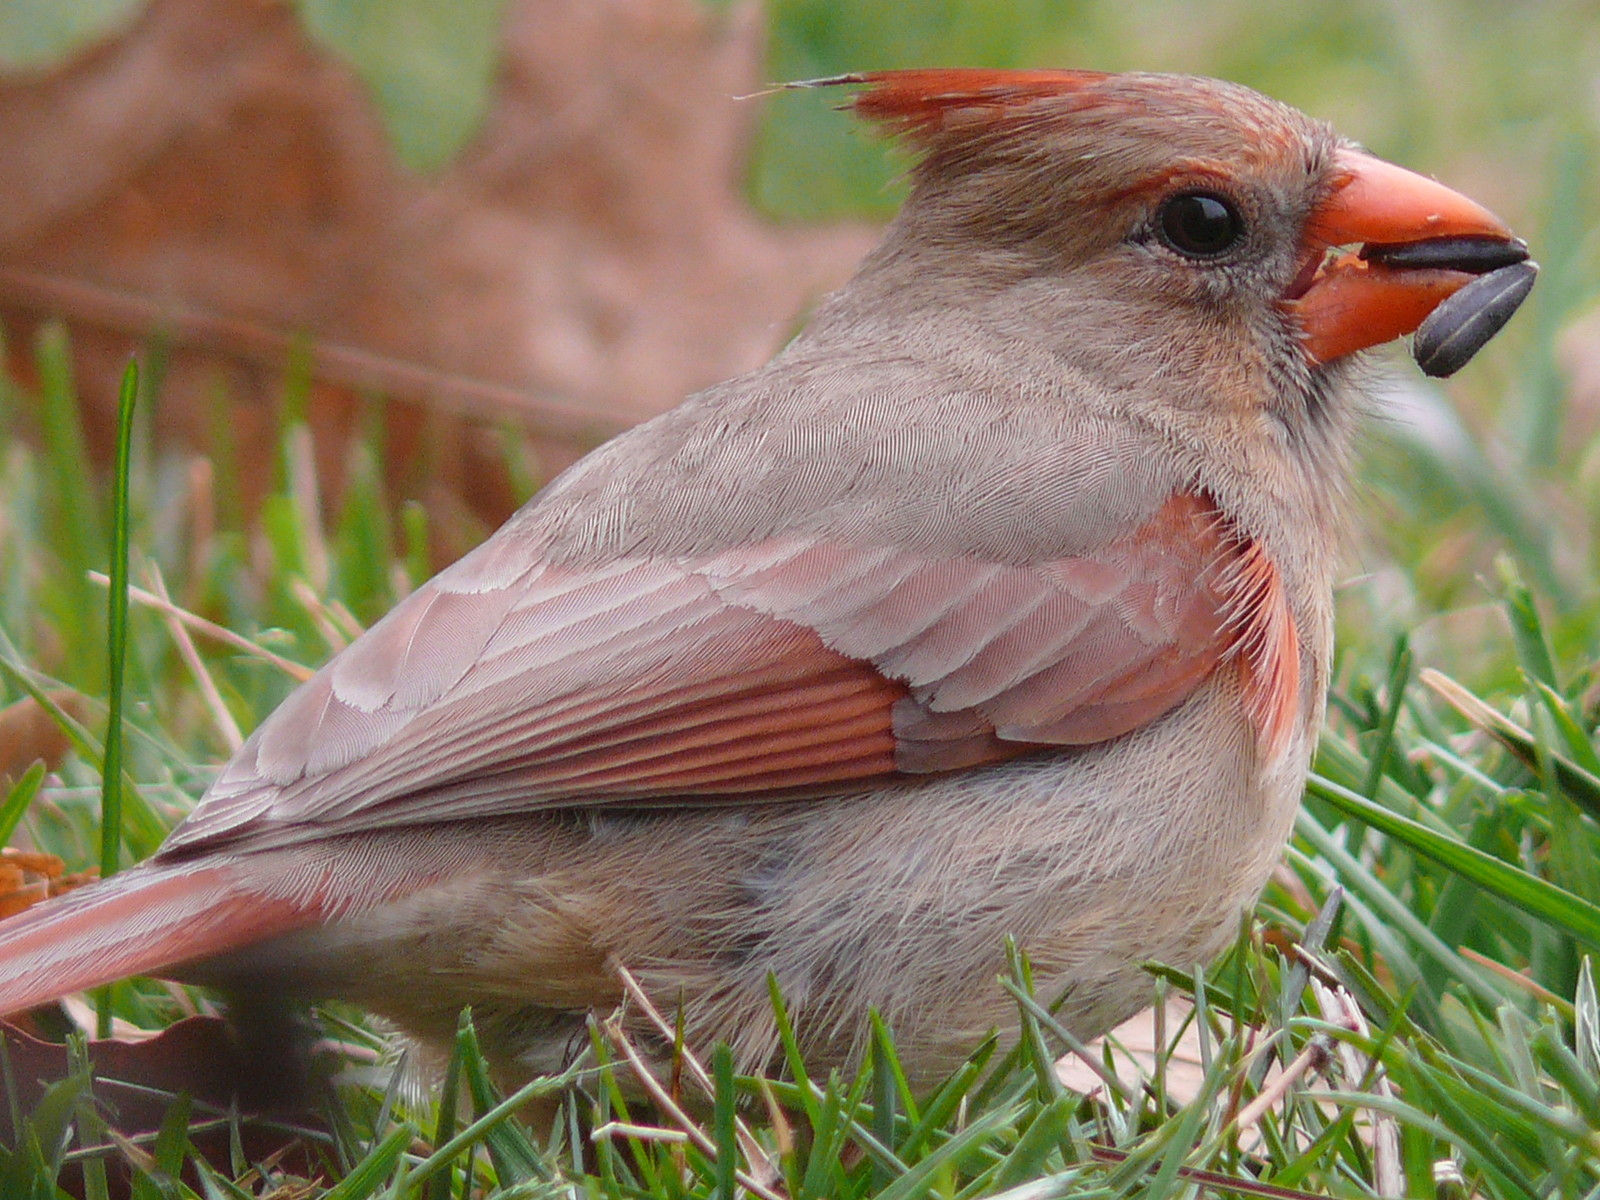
[{"left": 811, "top": 68, "right": 1522, "bottom": 383}]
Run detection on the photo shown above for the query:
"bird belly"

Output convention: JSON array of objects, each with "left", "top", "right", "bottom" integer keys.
[{"left": 191, "top": 671, "right": 1310, "bottom": 1087}]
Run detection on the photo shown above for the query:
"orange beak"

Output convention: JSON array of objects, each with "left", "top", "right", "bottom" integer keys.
[{"left": 1287, "top": 148, "right": 1520, "bottom": 364}]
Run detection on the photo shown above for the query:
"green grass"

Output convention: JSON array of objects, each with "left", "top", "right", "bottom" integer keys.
[
  {"left": 6, "top": 314, "right": 1600, "bottom": 1200},
  {"left": 5, "top": 3, "right": 1600, "bottom": 1194}
]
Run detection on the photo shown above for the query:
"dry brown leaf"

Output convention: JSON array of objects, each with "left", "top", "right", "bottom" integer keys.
[
  {"left": 0, "top": 848, "right": 97, "bottom": 919},
  {"left": 0, "top": 0, "right": 875, "bottom": 544},
  {"left": 0, "top": 689, "right": 85, "bottom": 784},
  {"left": 0, "top": 860, "right": 49, "bottom": 919},
  {"left": 0, "top": 1015, "right": 330, "bottom": 1196}
]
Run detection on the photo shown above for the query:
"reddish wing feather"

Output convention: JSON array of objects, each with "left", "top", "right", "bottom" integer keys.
[
  {"left": 1221, "top": 538, "right": 1300, "bottom": 756},
  {"left": 700, "top": 493, "right": 1243, "bottom": 750},
  {"left": 165, "top": 492, "right": 1294, "bottom": 852}
]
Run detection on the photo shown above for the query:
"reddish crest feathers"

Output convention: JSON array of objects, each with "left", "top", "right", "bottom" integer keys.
[{"left": 802, "top": 68, "right": 1110, "bottom": 139}]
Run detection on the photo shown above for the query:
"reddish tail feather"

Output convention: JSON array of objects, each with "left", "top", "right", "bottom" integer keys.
[{"left": 0, "top": 857, "right": 330, "bottom": 1017}]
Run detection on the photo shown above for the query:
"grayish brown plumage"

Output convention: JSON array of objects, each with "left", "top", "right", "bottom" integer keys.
[{"left": 0, "top": 68, "right": 1524, "bottom": 1087}]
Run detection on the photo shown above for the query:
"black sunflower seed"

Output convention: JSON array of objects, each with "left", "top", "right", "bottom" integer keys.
[{"left": 1413, "top": 260, "right": 1538, "bottom": 378}]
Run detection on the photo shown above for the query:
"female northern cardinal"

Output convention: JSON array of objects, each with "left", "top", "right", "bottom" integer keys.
[{"left": 0, "top": 69, "right": 1528, "bottom": 1085}]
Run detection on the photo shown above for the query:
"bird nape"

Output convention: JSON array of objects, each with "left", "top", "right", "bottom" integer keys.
[{"left": 0, "top": 68, "right": 1531, "bottom": 1093}]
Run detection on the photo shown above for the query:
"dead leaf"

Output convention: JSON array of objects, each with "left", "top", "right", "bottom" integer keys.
[
  {"left": 0, "top": 0, "right": 875, "bottom": 548},
  {"left": 0, "top": 1014, "right": 331, "bottom": 1197},
  {"left": 0, "top": 848, "right": 98, "bottom": 919},
  {"left": 0, "top": 689, "right": 85, "bottom": 785}
]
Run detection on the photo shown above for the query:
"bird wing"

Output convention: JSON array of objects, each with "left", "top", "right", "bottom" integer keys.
[{"left": 167, "top": 488, "right": 1296, "bottom": 853}]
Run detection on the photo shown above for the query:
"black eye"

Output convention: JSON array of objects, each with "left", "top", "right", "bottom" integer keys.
[{"left": 1156, "top": 191, "right": 1245, "bottom": 259}]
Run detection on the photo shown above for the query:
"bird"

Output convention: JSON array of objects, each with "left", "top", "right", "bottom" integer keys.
[{"left": 0, "top": 68, "right": 1526, "bottom": 1089}]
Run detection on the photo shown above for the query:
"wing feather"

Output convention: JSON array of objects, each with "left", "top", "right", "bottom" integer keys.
[{"left": 165, "top": 489, "right": 1293, "bottom": 853}]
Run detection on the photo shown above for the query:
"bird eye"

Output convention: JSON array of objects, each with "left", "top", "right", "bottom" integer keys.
[{"left": 1156, "top": 191, "right": 1245, "bottom": 259}]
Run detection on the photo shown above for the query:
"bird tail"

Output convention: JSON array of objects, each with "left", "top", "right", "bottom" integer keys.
[{"left": 0, "top": 855, "right": 334, "bottom": 1017}]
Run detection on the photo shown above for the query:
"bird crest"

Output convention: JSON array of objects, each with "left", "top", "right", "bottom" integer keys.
[{"left": 794, "top": 68, "right": 1112, "bottom": 140}]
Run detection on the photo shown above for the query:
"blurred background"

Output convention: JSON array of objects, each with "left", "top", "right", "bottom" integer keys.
[{"left": 0, "top": 0, "right": 1596, "bottom": 768}]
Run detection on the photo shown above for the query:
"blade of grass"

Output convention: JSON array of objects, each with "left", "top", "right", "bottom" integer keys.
[
  {"left": 99, "top": 359, "right": 138, "bottom": 884},
  {"left": 1004, "top": 939, "right": 1064, "bottom": 1103},
  {"left": 0, "top": 761, "right": 45, "bottom": 847},
  {"left": 94, "top": 360, "right": 138, "bottom": 1040},
  {"left": 1422, "top": 668, "right": 1600, "bottom": 821},
  {"left": 1308, "top": 773, "right": 1600, "bottom": 948},
  {"left": 68, "top": 1034, "right": 109, "bottom": 1200},
  {"left": 873, "top": 1104, "right": 1022, "bottom": 1200},
  {"left": 409, "top": 1067, "right": 584, "bottom": 1193},
  {"left": 712, "top": 1043, "right": 737, "bottom": 1200},
  {"left": 320, "top": 1121, "right": 414, "bottom": 1200},
  {"left": 1361, "top": 637, "right": 1412, "bottom": 799},
  {"left": 427, "top": 1012, "right": 468, "bottom": 1200},
  {"left": 456, "top": 1011, "right": 552, "bottom": 1186},
  {"left": 1285, "top": 828, "right": 1498, "bottom": 1012},
  {"left": 1497, "top": 556, "right": 1558, "bottom": 688},
  {"left": 983, "top": 1093, "right": 1075, "bottom": 1194}
]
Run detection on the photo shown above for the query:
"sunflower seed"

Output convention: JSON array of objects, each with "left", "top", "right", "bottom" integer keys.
[{"left": 1414, "top": 260, "right": 1538, "bottom": 378}]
